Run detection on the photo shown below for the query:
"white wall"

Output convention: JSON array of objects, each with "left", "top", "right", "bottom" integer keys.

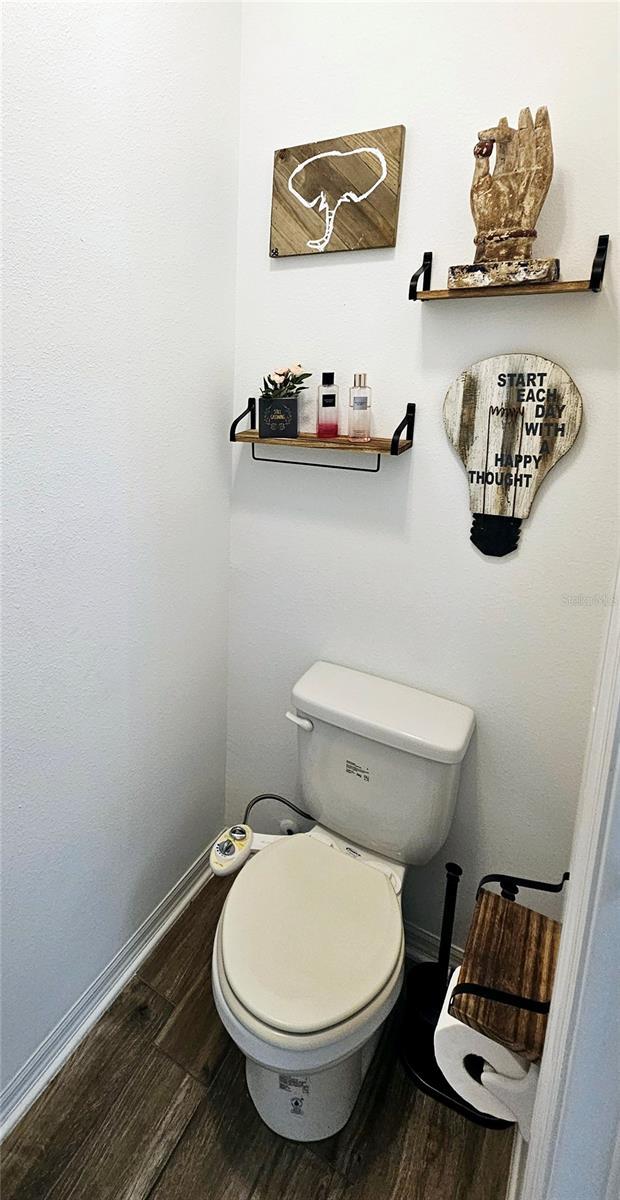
[
  {"left": 1, "top": 2, "right": 240, "bottom": 1090},
  {"left": 226, "top": 2, "right": 618, "bottom": 944}
]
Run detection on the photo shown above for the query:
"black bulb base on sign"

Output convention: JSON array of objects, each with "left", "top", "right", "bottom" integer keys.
[{"left": 470, "top": 514, "right": 522, "bottom": 557}]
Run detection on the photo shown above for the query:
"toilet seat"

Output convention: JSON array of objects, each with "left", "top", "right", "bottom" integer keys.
[
  {"left": 220, "top": 834, "right": 402, "bottom": 1035},
  {"left": 214, "top": 919, "right": 404, "bottom": 1065}
]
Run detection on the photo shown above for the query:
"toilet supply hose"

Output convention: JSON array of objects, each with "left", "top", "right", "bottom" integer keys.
[{"left": 243, "top": 793, "right": 313, "bottom": 827}]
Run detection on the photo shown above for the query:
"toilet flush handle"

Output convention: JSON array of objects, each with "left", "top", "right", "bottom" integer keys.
[{"left": 285, "top": 710, "right": 314, "bottom": 732}]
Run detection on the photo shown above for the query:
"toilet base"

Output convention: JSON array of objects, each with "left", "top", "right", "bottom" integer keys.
[{"left": 245, "top": 1026, "right": 382, "bottom": 1142}]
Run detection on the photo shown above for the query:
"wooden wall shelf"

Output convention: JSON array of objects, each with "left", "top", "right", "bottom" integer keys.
[
  {"left": 418, "top": 279, "right": 592, "bottom": 302},
  {"left": 234, "top": 430, "right": 411, "bottom": 454},
  {"left": 409, "top": 235, "right": 609, "bottom": 302},
  {"left": 230, "top": 400, "right": 415, "bottom": 472}
]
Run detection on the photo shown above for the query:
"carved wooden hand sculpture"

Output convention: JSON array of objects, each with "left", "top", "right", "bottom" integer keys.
[{"left": 471, "top": 107, "right": 553, "bottom": 262}]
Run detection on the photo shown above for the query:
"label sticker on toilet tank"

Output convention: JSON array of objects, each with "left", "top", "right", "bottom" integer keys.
[
  {"left": 278, "top": 1074, "right": 309, "bottom": 1095},
  {"left": 346, "top": 759, "right": 370, "bottom": 782}
]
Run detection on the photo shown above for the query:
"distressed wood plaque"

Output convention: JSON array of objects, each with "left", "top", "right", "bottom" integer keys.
[
  {"left": 444, "top": 354, "right": 582, "bottom": 556},
  {"left": 269, "top": 125, "right": 405, "bottom": 258}
]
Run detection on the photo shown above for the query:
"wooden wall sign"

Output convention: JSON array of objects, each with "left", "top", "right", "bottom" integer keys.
[
  {"left": 269, "top": 125, "right": 405, "bottom": 258},
  {"left": 443, "top": 354, "right": 582, "bottom": 556},
  {"left": 448, "top": 107, "right": 558, "bottom": 290}
]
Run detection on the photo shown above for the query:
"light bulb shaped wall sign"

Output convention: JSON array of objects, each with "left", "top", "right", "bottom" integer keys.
[{"left": 443, "top": 354, "right": 582, "bottom": 557}]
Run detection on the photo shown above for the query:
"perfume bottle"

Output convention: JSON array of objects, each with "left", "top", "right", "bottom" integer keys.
[
  {"left": 348, "top": 373, "right": 372, "bottom": 441},
  {"left": 317, "top": 372, "right": 339, "bottom": 438}
]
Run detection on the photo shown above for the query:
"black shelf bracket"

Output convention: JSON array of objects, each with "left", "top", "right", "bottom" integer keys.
[
  {"left": 391, "top": 402, "right": 416, "bottom": 454},
  {"left": 229, "top": 396, "right": 256, "bottom": 441},
  {"left": 589, "top": 234, "right": 609, "bottom": 290},
  {"left": 409, "top": 251, "right": 433, "bottom": 300}
]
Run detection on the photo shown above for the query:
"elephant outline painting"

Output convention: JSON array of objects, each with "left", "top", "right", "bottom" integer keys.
[
  {"left": 287, "top": 147, "right": 388, "bottom": 253},
  {"left": 270, "top": 125, "right": 405, "bottom": 258}
]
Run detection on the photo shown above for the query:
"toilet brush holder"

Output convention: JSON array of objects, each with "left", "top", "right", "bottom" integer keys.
[{"left": 399, "top": 862, "right": 511, "bottom": 1129}]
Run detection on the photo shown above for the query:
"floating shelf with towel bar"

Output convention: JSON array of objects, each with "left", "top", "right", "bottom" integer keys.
[
  {"left": 408, "top": 234, "right": 609, "bottom": 301},
  {"left": 230, "top": 398, "right": 415, "bottom": 473}
]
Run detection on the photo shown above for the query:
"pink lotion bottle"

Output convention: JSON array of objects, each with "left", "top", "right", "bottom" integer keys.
[{"left": 317, "top": 372, "right": 339, "bottom": 438}]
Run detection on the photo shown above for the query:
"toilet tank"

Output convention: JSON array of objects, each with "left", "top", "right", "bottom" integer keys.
[{"left": 290, "top": 662, "right": 475, "bottom": 865}]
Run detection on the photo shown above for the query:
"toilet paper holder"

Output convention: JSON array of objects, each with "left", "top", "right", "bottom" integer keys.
[
  {"left": 400, "top": 863, "right": 569, "bottom": 1129},
  {"left": 437, "top": 966, "right": 543, "bottom": 1141},
  {"left": 400, "top": 863, "right": 512, "bottom": 1128}
]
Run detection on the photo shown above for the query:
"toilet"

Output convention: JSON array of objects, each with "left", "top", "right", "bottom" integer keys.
[{"left": 212, "top": 661, "right": 475, "bottom": 1141}]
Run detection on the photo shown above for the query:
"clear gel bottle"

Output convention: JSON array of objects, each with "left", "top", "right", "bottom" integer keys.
[
  {"left": 348, "top": 373, "right": 372, "bottom": 441},
  {"left": 317, "top": 372, "right": 339, "bottom": 438},
  {"left": 298, "top": 383, "right": 318, "bottom": 435}
]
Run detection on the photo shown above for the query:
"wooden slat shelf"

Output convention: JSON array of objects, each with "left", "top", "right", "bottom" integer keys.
[
  {"left": 449, "top": 889, "right": 561, "bottom": 1063},
  {"left": 234, "top": 430, "right": 412, "bottom": 455},
  {"left": 418, "top": 279, "right": 591, "bottom": 302}
]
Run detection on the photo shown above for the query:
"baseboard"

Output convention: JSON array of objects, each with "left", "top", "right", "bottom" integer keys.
[
  {"left": 404, "top": 919, "right": 464, "bottom": 965},
  {"left": 0, "top": 845, "right": 215, "bottom": 1139}
]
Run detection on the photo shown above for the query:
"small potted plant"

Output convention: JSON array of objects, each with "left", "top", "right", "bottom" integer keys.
[{"left": 258, "top": 364, "right": 312, "bottom": 438}]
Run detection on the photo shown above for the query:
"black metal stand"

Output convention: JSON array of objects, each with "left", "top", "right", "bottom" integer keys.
[
  {"left": 399, "top": 862, "right": 511, "bottom": 1129},
  {"left": 408, "top": 234, "right": 610, "bottom": 299},
  {"left": 229, "top": 400, "right": 416, "bottom": 473}
]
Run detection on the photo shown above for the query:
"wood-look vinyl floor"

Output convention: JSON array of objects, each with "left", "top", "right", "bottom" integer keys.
[{"left": 1, "top": 875, "right": 514, "bottom": 1200}]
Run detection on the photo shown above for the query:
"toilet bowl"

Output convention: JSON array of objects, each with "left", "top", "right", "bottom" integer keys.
[
  {"left": 212, "top": 661, "right": 475, "bottom": 1141},
  {"left": 212, "top": 829, "right": 405, "bottom": 1140}
]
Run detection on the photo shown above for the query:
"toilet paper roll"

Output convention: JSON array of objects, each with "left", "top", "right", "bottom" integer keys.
[{"left": 433, "top": 967, "right": 529, "bottom": 1122}]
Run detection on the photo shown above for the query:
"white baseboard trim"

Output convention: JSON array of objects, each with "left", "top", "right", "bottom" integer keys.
[
  {"left": 0, "top": 844, "right": 215, "bottom": 1140},
  {"left": 404, "top": 919, "right": 464, "bottom": 965}
]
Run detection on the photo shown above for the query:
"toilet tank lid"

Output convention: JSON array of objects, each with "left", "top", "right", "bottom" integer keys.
[{"left": 292, "top": 662, "right": 475, "bottom": 764}]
